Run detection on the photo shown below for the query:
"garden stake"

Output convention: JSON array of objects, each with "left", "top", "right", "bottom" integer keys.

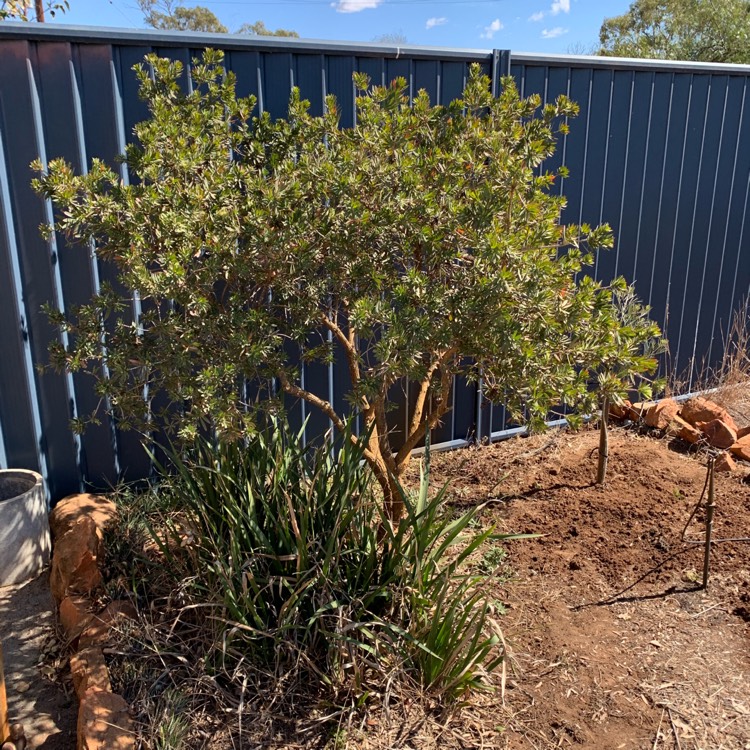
[
  {"left": 0, "top": 643, "right": 8, "bottom": 743},
  {"left": 702, "top": 455, "right": 716, "bottom": 590},
  {"left": 597, "top": 395, "right": 609, "bottom": 485}
]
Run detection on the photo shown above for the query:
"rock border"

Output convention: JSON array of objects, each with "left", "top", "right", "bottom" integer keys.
[
  {"left": 612, "top": 395, "right": 750, "bottom": 470},
  {"left": 48, "top": 494, "right": 136, "bottom": 750}
]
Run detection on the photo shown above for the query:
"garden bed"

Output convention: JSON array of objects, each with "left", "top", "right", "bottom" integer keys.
[
  {"left": 419, "top": 425, "right": 750, "bottom": 749},
  {"left": 84, "top": 423, "right": 750, "bottom": 749}
]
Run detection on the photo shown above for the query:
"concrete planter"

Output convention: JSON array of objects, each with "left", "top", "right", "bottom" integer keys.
[{"left": 0, "top": 470, "right": 50, "bottom": 586}]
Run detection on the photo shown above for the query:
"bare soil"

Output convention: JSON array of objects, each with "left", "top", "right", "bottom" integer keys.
[
  {"left": 0, "top": 574, "right": 76, "bottom": 749},
  {"left": 105, "top": 423, "right": 750, "bottom": 750},
  {"left": 416, "top": 425, "right": 750, "bottom": 750}
]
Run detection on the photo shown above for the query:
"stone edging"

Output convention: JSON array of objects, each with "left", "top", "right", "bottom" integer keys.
[{"left": 49, "top": 494, "right": 136, "bottom": 750}]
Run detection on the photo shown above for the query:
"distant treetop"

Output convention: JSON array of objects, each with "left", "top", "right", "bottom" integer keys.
[
  {"left": 598, "top": 0, "right": 750, "bottom": 63},
  {"left": 139, "top": 0, "right": 299, "bottom": 37},
  {"left": 237, "top": 20, "right": 299, "bottom": 37}
]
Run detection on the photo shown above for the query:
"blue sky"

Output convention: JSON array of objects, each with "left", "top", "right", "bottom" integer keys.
[{"left": 58, "top": 0, "right": 634, "bottom": 54}]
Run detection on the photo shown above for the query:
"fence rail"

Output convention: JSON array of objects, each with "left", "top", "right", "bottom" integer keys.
[{"left": 1, "top": 23, "right": 748, "bottom": 500}]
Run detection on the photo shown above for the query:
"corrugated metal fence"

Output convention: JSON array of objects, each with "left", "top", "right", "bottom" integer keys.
[{"left": 1, "top": 24, "right": 749, "bottom": 500}]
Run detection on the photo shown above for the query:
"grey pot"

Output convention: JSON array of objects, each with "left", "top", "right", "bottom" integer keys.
[{"left": 0, "top": 470, "right": 50, "bottom": 587}]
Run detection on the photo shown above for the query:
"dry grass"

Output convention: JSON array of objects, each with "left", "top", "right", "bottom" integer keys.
[
  {"left": 669, "top": 299, "right": 750, "bottom": 425},
  {"left": 703, "top": 301, "right": 750, "bottom": 426}
]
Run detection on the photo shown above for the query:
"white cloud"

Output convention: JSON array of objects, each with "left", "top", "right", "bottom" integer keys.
[
  {"left": 331, "top": 0, "right": 382, "bottom": 13},
  {"left": 550, "top": 0, "right": 570, "bottom": 15},
  {"left": 541, "top": 26, "right": 568, "bottom": 38},
  {"left": 480, "top": 18, "right": 503, "bottom": 40},
  {"left": 426, "top": 16, "right": 447, "bottom": 29},
  {"left": 528, "top": 11, "right": 545, "bottom": 21}
]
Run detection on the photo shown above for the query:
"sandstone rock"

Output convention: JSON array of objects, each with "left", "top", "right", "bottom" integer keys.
[
  {"left": 609, "top": 399, "right": 632, "bottom": 420},
  {"left": 695, "top": 419, "right": 737, "bottom": 449},
  {"left": 666, "top": 415, "right": 702, "bottom": 444},
  {"left": 79, "top": 601, "right": 137, "bottom": 649},
  {"left": 50, "top": 494, "right": 117, "bottom": 542},
  {"left": 70, "top": 648, "right": 111, "bottom": 700},
  {"left": 645, "top": 399, "right": 680, "bottom": 429},
  {"left": 715, "top": 453, "right": 737, "bottom": 472},
  {"left": 49, "top": 516, "right": 101, "bottom": 603},
  {"left": 729, "top": 434, "right": 750, "bottom": 462},
  {"left": 77, "top": 688, "right": 134, "bottom": 750},
  {"left": 628, "top": 401, "right": 655, "bottom": 420},
  {"left": 58, "top": 596, "right": 92, "bottom": 642},
  {"left": 737, "top": 425, "right": 750, "bottom": 439},
  {"left": 679, "top": 397, "right": 738, "bottom": 433}
]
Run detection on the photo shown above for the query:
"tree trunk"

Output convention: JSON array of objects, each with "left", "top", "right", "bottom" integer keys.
[
  {"left": 365, "top": 450, "right": 405, "bottom": 521},
  {"left": 34, "top": 0, "right": 45, "bottom": 22},
  {"left": 597, "top": 395, "right": 609, "bottom": 485}
]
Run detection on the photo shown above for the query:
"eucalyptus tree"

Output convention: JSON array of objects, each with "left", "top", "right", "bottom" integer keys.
[{"left": 599, "top": 0, "right": 750, "bottom": 62}]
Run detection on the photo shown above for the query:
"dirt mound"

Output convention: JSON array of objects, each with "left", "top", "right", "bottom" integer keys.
[{"left": 423, "top": 426, "right": 750, "bottom": 749}]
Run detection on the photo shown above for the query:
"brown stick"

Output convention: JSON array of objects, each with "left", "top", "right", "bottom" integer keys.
[
  {"left": 319, "top": 312, "right": 366, "bottom": 408},
  {"left": 34, "top": 0, "right": 45, "bottom": 22},
  {"left": 0, "top": 643, "right": 9, "bottom": 743},
  {"left": 395, "top": 357, "right": 454, "bottom": 469},
  {"left": 702, "top": 455, "right": 716, "bottom": 590},
  {"left": 596, "top": 395, "right": 609, "bottom": 485}
]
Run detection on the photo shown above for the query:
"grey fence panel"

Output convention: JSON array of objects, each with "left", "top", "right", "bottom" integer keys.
[
  {"left": 2, "top": 25, "right": 750, "bottom": 498},
  {"left": 0, "top": 39, "right": 80, "bottom": 498},
  {"left": 0, "top": 120, "right": 42, "bottom": 474},
  {"left": 36, "top": 41, "right": 119, "bottom": 489},
  {"left": 512, "top": 56, "right": 750, "bottom": 393}
]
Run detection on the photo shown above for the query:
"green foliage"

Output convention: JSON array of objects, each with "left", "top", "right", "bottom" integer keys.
[
  {"left": 0, "top": 0, "right": 68, "bottom": 21},
  {"left": 149, "top": 420, "right": 516, "bottom": 700},
  {"left": 139, "top": 0, "right": 298, "bottom": 36},
  {"left": 34, "top": 48, "right": 663, "bottom": 515},
  {"left": 590, "top": 287, "right": 666, "bottom": 408},
  {"left": 598, "top": 0, "right": 750, "bottom": 62},
  {"left": 139, "top": 0, "right": 228, "bottom": 32},
  {"left": 236, "top": 20, "right": 299, "bottom": 37}
]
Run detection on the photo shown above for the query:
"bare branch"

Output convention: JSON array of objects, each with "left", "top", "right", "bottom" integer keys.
[{"left": 277, "top": 371, "right": 379, "bottom": 465}]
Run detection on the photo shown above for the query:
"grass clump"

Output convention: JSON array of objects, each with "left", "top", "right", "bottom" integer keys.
[{"left": 104, "top": 419, "right": 519, "bottom": 743}]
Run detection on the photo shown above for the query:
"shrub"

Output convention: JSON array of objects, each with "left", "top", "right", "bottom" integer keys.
[{"left": 34, "top": 48, "right": 663, "bottom": 519}]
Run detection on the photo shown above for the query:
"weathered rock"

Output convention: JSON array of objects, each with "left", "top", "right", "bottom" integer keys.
[
  {"left": 737, "top": 425, "right": 750, "bottom": 439},
  {"left": 70, "top": 648, "right": 111, "bottom": 700},
  {"left": 666, "top": 415, "right": 702, "bottom": 444},
  {"left": 715, "top": 453, "right": 737, "bottom": 472},
  {"left": 679, "top": 397, "right": 738, "bottom": 433},
  {"left": 695, "top": 419, "right": 738, "bottom": 449},
  {"left": 645, "top": 399, "right": 680, "bottom": 429},
  {"left": 79, "top": 601, "right": 137, "bottom": 649},
  {"left": 58, "top": 596, "right": 92, "bottom": 642},
  {"left": 49, "top": 516, "right": 102, "bottom": 603},
  {"left": 729, "top": 434, "right": 750, "bottom": 462},
  {"left": 50, "top": 494, "right": 117, "bottom": 542},
  {"left": 77, "top": 688, "right": 134, "bottom": 750},
  {"left": 609, "top": 399, "right": 632, "bottom": 420},
  {"left": 628, "top": 401, "right": 655, "bottom": 420}
]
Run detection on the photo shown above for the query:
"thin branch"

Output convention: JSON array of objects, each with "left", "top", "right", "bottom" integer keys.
[
  {"left": 406, "top": 348, "right": 457, "bottom": 442},
  {"left": 395, "top": 357, "right": 454, "bottom": 468},
  {"left": 319, "top": 310, "right": 368, "bottom": 410},
  {"left": 277, "top": 371, "right": 378, "bottom": 465},
  {"left": 372, "top": 392, "right": 398, "bottom": 477}
]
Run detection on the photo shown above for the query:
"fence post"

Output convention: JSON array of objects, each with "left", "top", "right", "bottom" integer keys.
[{"left": 492, "top": 49, "right": 512, "bottom": 96}]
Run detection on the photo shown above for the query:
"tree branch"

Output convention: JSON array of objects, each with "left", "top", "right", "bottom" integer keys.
[
  {"left": 395, "top": 354, "right": 455, "bottom": 469},
  {"left": 405, "top": 347, "right": 456, "bottom": 443},
  {"left": 277, "top": 370, "right": 378, "bottom": 465},
  {"left": 319, "top": 310, "right": 368, "bottom": 410}
]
